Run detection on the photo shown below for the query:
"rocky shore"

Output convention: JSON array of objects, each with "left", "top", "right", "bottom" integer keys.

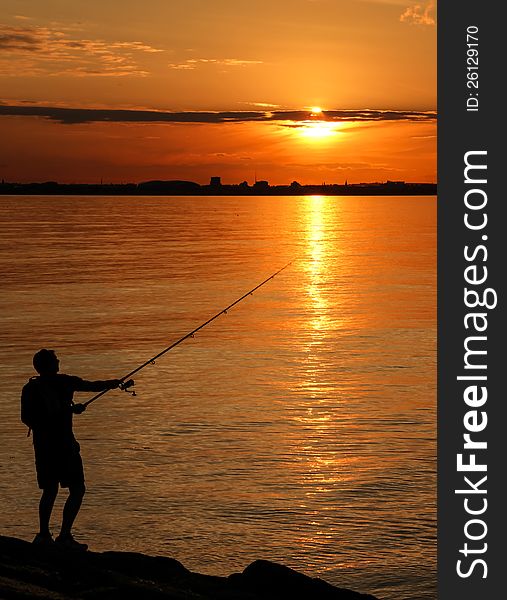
[{"left": 0, "top": 535, "right": 379, "bottom": 599}]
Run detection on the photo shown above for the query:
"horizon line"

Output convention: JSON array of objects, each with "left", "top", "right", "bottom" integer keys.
[{"left": 1, "top": 178, "right": 437, "bottom": 188}]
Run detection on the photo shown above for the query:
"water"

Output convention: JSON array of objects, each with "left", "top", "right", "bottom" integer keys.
[{"left": 0, "top": 195, "right": 436, "bottom": 599}]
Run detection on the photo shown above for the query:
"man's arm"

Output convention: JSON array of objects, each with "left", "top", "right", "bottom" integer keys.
[
  {"left": 67, "top": 376, "right": 124, "bottom": 414},
  {"left": 72, "top": 377, "right": 122, "bottom": 393}
]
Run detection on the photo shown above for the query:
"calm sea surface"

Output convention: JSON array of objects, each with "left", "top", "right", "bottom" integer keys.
[{"left": 0, "top": 195, "right": 435, "bottom": 599}]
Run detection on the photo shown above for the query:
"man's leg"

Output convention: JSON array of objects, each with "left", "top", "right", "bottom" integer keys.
[
  {"left": 60, "top": 483, "right": 86, "bottom": 538},
  {"left": 39, "top": 483, "right": 58, "bottom": 536}
]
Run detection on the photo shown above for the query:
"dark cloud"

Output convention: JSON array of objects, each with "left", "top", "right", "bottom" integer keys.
[
  {"left": 0, "top": 31, "right": 40, "bottom": 51},
  {"left": 0, "top": 104, "right": 436, "bottom": 125},
  {"left": 0, "top": 25, "right": 162, "bottom": 76}
]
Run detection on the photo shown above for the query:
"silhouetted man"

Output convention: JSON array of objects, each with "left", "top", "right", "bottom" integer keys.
[{"left": 21, "top": 349, "right": 122, "bottom": 550}]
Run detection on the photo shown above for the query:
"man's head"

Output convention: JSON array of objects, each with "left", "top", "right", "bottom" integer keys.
[{"left": 33, "top": 349, "right": 59, "bottom": 375}]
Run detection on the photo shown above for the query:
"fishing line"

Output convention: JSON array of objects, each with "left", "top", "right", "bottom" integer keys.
[{"left": 83, "top": 259, "right": 295, "bottom": 408}]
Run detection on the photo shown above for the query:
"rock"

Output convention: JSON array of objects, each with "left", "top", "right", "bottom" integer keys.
[
  {"left": 0, "top": 535, "right": 380, "bottom": 599},
  {"left": 232, "top": 560, "right": 379, "bottom": 599}
]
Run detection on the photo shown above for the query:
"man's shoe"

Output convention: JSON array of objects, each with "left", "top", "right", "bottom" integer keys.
[
  {"left": 55, "top": 533, "right": 88, "bottom": 551},
  {"left": 32, "top": 532, "right": 54, "bottom": 546}
]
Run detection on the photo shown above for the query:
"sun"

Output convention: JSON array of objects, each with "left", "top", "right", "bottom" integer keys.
[
  {"left": 300, "top": 121, "right": 337, "bottom": 139},
  {"left": 300, "top": 106, "right": 339, "bottom": 139},
  {"left": 282, "top": 106, "right": 341, "bottom": 142}
]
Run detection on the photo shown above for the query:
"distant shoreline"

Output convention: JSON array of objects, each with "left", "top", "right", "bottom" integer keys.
[{"left": 0, "top": 180, "right": 436, "bottom": 197}]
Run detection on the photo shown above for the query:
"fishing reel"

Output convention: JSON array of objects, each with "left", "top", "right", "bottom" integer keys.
[{"left": 119, "top": 379, "right": 136, "bottom": 396}]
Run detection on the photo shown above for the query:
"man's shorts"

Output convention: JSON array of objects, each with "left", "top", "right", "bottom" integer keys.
[{"left": 34, "top": 442, "right": 85, "bottom": 489}]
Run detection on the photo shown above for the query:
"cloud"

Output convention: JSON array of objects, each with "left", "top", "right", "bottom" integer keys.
[
  {"left": 0, "top": 104, "right": 437, "bottom": 125},
  {"left": 167, "top": 63, "right": 195, "bottom": 70},
  {"left": 0, "top": 29, "right": 40, "bottom": 51},
  {"left": 365, "top": 0, "right": 414, "bottom": 5},
  {"left": 168, "top": 58, "right": 263, "bottom": 70},
  {"left": 0, "top": 24, "right": 162, "bottom": 76},
  {"left": 400, "top": 1, "right": 435, "bottom": 26},
  {"left": 213, "top": 152, "right": 252, "bottom": 160},
  {"left": 247, "top": 102, "right": 281, "bottom": 109},
  {"left": 287, "top": 160, "right": 391, "bottom": 171},
  {"left": 237, "top": 102, "right": 281, "bottom": 110}
]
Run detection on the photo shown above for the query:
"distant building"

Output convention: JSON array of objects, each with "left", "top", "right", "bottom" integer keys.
[
  {"left": 210, "top": 176, "right": 222, "bottom": 187},
  {"left": 253, "top": 180, "right": 269, "bottom": 190}
]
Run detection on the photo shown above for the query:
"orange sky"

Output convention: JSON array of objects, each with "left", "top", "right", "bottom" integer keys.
[{"left": 0, "top": 0, "right": 436, "bottom": 184}]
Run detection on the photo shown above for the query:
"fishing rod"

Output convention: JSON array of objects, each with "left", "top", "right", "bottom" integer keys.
[{"left": 83, "top": 259, "right": 295, "bottom": 408}]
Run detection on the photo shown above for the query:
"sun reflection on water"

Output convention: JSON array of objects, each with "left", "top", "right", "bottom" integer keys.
[{"left": 304, "top": 195, "right": 333, "bottom": 340}]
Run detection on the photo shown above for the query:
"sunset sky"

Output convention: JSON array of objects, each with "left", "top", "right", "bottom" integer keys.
[{"left": 0, "top": 0, "right": 436, "bottom": 184}]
